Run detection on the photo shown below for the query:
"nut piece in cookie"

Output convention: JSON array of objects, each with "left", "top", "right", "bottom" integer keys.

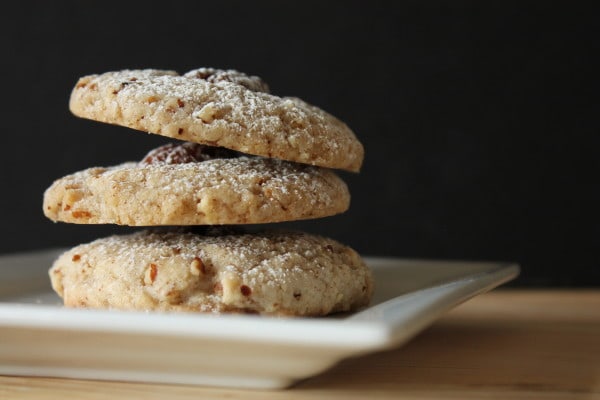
[{"left": 140, "top": 142, "right": 241, "bottom": 165}]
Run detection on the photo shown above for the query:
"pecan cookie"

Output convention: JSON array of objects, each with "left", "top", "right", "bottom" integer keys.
[
  {"left": 43, "top": 142, "right": 350, "bottom": 225},
  {"left": 69, "top": 68, "right": 364, "bottom": 172},
  {"left": 49, "top": 230, "right": 374, "bottom": 316}
]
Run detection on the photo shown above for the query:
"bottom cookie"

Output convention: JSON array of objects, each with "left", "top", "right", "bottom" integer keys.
[{"left": 49, "top": 230, "right": 373, "bottom": 316}]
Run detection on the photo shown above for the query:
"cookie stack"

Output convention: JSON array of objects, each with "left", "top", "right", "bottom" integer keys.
[{"left": 43, "top": 68, "right": 373, "bottom": 316}]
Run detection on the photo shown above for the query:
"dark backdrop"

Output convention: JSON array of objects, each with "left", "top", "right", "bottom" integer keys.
[{"left": 0, "top": 2, "right": 598, "bottom": 286}]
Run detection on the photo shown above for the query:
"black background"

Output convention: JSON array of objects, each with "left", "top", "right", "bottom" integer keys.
[{"left": 0, "top": 2, "right": 598, "bottom": 286}]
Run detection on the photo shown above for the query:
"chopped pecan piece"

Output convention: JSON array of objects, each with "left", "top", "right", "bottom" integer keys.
[{"left": 140, "top": 142, "right": 240, "bottom": 165}]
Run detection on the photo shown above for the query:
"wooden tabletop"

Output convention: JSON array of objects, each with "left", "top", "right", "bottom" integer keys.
[{"left": 1, "top": 290, "right": 598, "bottom": 399}]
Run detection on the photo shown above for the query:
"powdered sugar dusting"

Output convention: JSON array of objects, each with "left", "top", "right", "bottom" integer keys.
[{"left": 184, "top": 68, "right": 270, "bottom": 93}]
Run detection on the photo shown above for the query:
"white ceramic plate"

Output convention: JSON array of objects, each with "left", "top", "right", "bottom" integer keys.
[{"left": 0, "top": 249, "right": 518, "bottom": 389}]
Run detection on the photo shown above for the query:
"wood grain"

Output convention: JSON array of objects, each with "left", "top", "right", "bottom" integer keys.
[{"left": 1, "top": 290, "right": 598, "bottom": 399}]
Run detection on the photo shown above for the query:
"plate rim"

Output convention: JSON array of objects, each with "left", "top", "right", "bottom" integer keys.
[
  {"left": 0, "top": 251, "right": 519, "bottom": 388},
  {"left": 0, "top": 251, "right": 519, "bottom": 351}
]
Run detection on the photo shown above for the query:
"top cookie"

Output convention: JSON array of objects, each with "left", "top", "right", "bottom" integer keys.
[{"left": 69, "top": 68, "right": 364, "bottom": 172}]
